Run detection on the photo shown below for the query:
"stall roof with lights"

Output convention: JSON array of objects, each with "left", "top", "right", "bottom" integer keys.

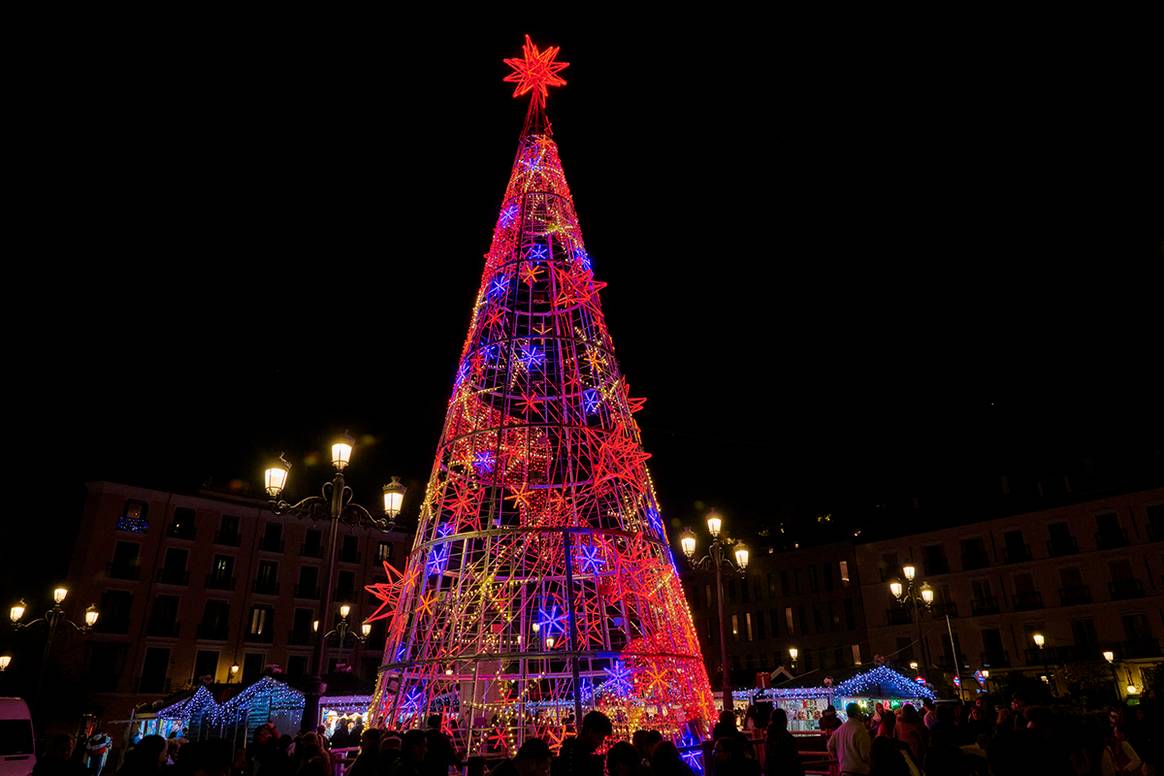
[{"left": 758, "top": 665, "right": 935, "bottom": 701}]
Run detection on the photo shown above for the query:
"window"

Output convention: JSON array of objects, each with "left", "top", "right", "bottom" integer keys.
[
  {"left": 199, "top": 600, "right": 231, "bottom": 640},
  {"left": 1108, "top": 560, "right": 1142, "bottom": 599},
  {"left": 87, "top": 643, "right": 127, "bottom": 692},
  {"left": 169, "top": 507, "right": 196, "bottom": 539},
  {"left": 741, "top": 575, "right": 751, "bottom": 603},
  {"left": 851, "top": 644, "right": 862, "bottom": 666},
  {"left": 839, "top": 561, "right": 851, "bottom": 587},
  {"left": 1122, "top": 613, "right": 1151, "bottom": 642},
  {"left": 242, "top": 653, "right": 264, "bottom": 683},
  {"left": 731, "top": 614, "right": 740, "bottom": 641},
  {"left": 1012, "top": 573, "right": 1041, "bottom": 609},
  {"left": 298, "top": 566, "right": 319, "bottom": 598},
  {"left": 808, "top": 567, "right": 819, "bottom": 593},
  {"left": 879, "top": 552, "right": 899, "bottom": 582},
  {"left": 287, "top": 655, "right": 308, "bottom": 677},
  {"left": 192, "top": 650, "right": 219, "bottom": 683},
  {"left": 785, "top": 607, "right": 795, "bottom": 636},
  {"left": 110, "top": 541, "right": 141, "bottom": 579},
  {"left": 218, "top": 515, "right": 240, "bottom": 545},
  {"left": 261, "top": 522, "right": 283, "bottom": 552},
  {"left": 1147, "top": 504, "right": 1164, "bottom": 540},
  {"left": 745, "top": 612, "right": 754, "bottom": 642},
  {"left": 140, "top": 647, "right": 171, "bottom": 693},
  {"left": 1003, "top": 530, "right": 1030, "bottom": 563},
  {"left": 292, "top": 608, "right": 314, "bottom": 643},
  {"left": 341, "top": 535, "right": 359, "bottom": 563},
  {"left": 704, "top": 584, "right": 713, "bottom": 609},
  {"left": 843, "top": 599, "right": 855, "bottom": 630},
  {"left": 337, "top": 570, "right": 356, "bottom": 600},
  {"left": 767, "top": 573, "right": 778, "bottom": 598},
  {"left": 97, "top": 590, "right": 132, "bottom": 634},
  {"left": 922, "top": 544, "right": 949, "bottom": 575},
  {"left": 1048, "top": 522, "right": 1077, "bottom": 555},
  {"left": 960, "top": 538, "right": 989, "bottom": 570},
  {"left": 160, "top": 548, "right": 189, "bottom": 584},
  {"left": 780, "top": 571, "right": 789, "bottom": 596},
  {"left": 1071, "top": 618, "right": 1098, "bottom": 651},
  {"left": 209, "top": 555, "right": 235, "bottom": 588},
  {"left": 247, "top": 606, "right": 274, "bottom": 642},
  {"left": 303, "top": 529, "right": 323, "bottom": 556},
  {"left": 147, "top": 595, "right": 180, "bottom": 637},
  {"left": 822, "top": 563, "right": 834, "bottom": 592},
  {"left": 117, "top": 499, "right": 150, "bottom": 533},
  {"left": 377, "top": 542, "right": 393, "bottom": 563}
]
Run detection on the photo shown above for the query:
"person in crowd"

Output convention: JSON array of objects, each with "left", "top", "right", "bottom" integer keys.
[
  {"left": 85, "top": 726, "right": 114, "bottom": 776},
  {"left": 647, "top": 742, "right": 693, "bottom": 776},
  {"left": 1102, "top": 725, "right": 1143, "bottom": 776},
  {"left": 346, "top": 729, "right": 382, "bottom": 776},
  {"left": 923, "top": 703, "right": 969, "bottom": 776},
  {"left": 387, "top": 731, "right": 427, "bottom": 776},
  {"left": 33, "top": 735, "right": 88, "bottom": 776},
  {"left": 172, "top": 740, "right": 233, "bottom": 776},
  {"left": 605, "top": 742, "right": 641, "bottom": 776},
  {"left": 868, "top": 737, "right": 910, "bottom": 776},
  {"left": 818, "top": 707, "right": 841, "bottom": 734},
  {"left": 920, "top": 699, "right": 937, "bottom": 730},
  {"left": 423, "top": 715, "right": 460, "bottom": 776},
  {"left": 552, "top": 711, "right": 611, "bottom": 776},
  {"left": 488, "top": 739, "right": 551, "bottom": 776},
  {"left": 827, "top": 703, "right": 871, "bottom": 775},
  {"left": 893, "top": 704, "right": 927, "bottom": 766},
  {"left": 764, "top": 709, "right": 803, "bottom": 776},
  {"left": 712, "top": 711, "right": 739, "bottom": 742},
  {"left": 710, "top": 734, "right": 759, "bottom": 776}
]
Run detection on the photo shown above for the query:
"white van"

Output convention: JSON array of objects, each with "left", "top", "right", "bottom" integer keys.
[{"left": 0, "top": 698, "right": 34, "bottom": 776}]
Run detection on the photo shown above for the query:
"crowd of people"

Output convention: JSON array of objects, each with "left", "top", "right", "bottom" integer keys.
[{"left": 27, "top": 690, "right": 1164, "bottom": 776}]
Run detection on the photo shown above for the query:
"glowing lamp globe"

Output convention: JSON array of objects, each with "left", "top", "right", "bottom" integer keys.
[
  {"left": 84, "top": 605, "right": 99, "bottom": 628},
  {"left": 9, "top": 601, "right": 26, "bottom": 623},
  {"left": 919, "top": 583, "right": 935, "bottom": 605},
  {"left": 0, "top": 655, "right": 10, "bottom": 671},
  {"left": 382, "top": 477, "right": 407, "bottom": 518},
  {"left": 361, "top": 622, "right": 372, "bottom": 638},
  {"left": 788, "top": 647, "right": 799, "bottom": 661},
  {"left": 902, "top": 563, "right": 917, "bottom": 582},
  {"left": 331, "top": 433, "right": 355, "bottom": 470},
  {"left": 889, "top": 579, "right": 904, "bottom": 599},
  {"left": 734, "top": 544, "right": 750, "bottom": 570},
  {"left": 53, "top": 587, "right": 68, "bottom": 604},
  {"left": 1127, "top": 684, "right": 1138, "bottom": 695},
  {"left": 265, "top": 460, "right": 289, "bottom": 498},
  {"left": 706, "top": 513, "right": 723, "bottom": 538},
  {"left": 1033, "top": 633, "right": 1045, "bottom": 648},
  {"left": 230, "top": 663, "right": 240, "bottom": 676},
  {"left": 1103, "top": 650, "right": 1115, "bottom": 664},
  {"left": 679, "top": 530, "right": 697, "bottom": 559}
]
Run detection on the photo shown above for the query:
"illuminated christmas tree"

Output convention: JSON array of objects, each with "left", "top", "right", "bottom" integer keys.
[{"left": 366, "top": 36, "right": 714, "bottom": 754}]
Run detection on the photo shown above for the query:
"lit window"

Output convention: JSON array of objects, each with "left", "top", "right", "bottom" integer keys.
[
  {"left": 731, "top": 614, "right": 740, "bottom": 640},
  {"left": 839, "top": 561, "right": 850, "bottom": 586},
  {"left": 249, "top": 608, "right": 267, "bottom": 636},
  {"left": 785, "top": 607, "right": 795, "bottom": 636},
  {"left": 745, "top": 612, "right": 754, "bottom": 642}
]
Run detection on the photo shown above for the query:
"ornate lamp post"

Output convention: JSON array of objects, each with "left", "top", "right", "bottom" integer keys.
[
  {"left": 1032, "top": 632, "right": 1054, "bottom": 695},
  {"left": 262, "top": 433, "right": 406, "bottom": 731},
  {"left": 888, "top": 564, "right": 934, "bottom": 682},
  {"left": 1103, "top": 650, "right": 1120, "bottom": 701},
  {"left": 788, "top": 647, "right": 799, "bottom": 674},
  {"left": 8, "top": 587, "right": 99, "bottom": 702},
  {"left": 679, "top": 512, "right": 750, "bottom": 711}
]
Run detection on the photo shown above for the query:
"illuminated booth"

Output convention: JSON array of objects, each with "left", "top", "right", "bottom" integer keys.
[{"left": 757, "top": 665, "right": 935, "bottom": 733}]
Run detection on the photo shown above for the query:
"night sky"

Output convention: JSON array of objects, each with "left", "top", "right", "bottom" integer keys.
[{"left": 4, "top": 21, "right": 1160, "bottom": 602}]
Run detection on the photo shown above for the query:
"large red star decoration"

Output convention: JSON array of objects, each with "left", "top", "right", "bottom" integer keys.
[
  {"left": 503, "top": 35, "right": 569, "bottom": 112},
  {"left": 364, "top": 561, "right": 408, "bottom": 623}
]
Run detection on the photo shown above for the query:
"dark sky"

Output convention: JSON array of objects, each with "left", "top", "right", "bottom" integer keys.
[{"left": 4, "top": 20, "right": 1160, "bottom": 600}]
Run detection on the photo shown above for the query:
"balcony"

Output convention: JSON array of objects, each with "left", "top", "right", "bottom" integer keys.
[
  {"left": 1096, "top": 529, "right": 1128, "bottom": 550},
  {"left": 288, "top": 629, "right": 314, "bottom": 646},
  {"left": 886, "top": 608, "right": 913, "bottom": 626},
  {"left": 932, "top": 602, "right": 959, "bottom": 618},
  {"left": 1012, "top": 591, "right": 1044, "bottom": 611},
  {"left": 961, "top": 552, "right": 990, "bottom": 571},
  {"left": 1109, "top": 579, "right": 1144, "bottom": 600},
  {"left": 260, "top": 536, "right": 285, "bottom": 553},
  {"left": 146, "top": 620, "right": 181, "bottom": 638},
  {"left": 295, "top": 584, "right": 320, "bottom": 600},
  {"left": 253, "top": 579, "right": 280, "bottom": 595},
  {"left": 214, "top": 530, "right": 240, "bottom": 547},
  {"left": 156, "top": 568, "right": 190, "bottom": 585},
  {"left": 1121, "top": 638, "right": 1161, "bottom": 659},
  {"left": 196, "top": 623, "right": 229, "bottom": 640},
  {"left": 205, "top": 575, "right": 236, "bottom": 591},
  {"left": 980, "top": 650, "right": 1010, "bottom": 667},
  {"left": 1003, "top": 544, "right": 1032, "bottom": 564},
  {"left": 1058, "top": 585, "right": 1092, "bottom": 606},
  {"left": 106, "top": 563, "right": 141, "bottom": 580},
  {"left": 971, "top": 597, "right": 1000, "bottom": 616},
  {"left": 301, "top": 543, "right": 324, "bottom": 558},
  {"left": 1047, "top": 536, "right": 1079, "bottom": 557}
]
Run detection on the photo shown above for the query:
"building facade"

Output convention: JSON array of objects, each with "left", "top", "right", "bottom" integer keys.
[
  {"left": 683, "top": 541, "right": 869, "bottom": 686},
  {"left": 62, "top": 481, "right": 412, "bottom": 720},
  {"left": 855, "top": 488, "right": 1164, "bottom": 697}
]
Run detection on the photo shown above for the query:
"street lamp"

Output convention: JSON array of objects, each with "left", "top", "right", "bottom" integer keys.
[
  {"left": 229, "top": 663, "right": 240, "bottom": 682},
  {"left": 262, "top": 434, "right": 406, "bottom": 731},
  {"left": 1103, "top": 650, "right": 1120, "bottom": 700},
  {"left": 0, "top": 655, "right": 10, "bottom": 671},
  {"left": 8, "top": 586, "right": 99, "bottom": 702},
  {"left": 1031, "top": 633, "right": 1054, "bottom": 695},
  {"left": 788, "top": 647, "right": 799, "bottom": 673},
  {"left": 888, "top": 566, "right": 933, "bottom": 683},
  {"left": 679, "top": 512, "right": 749, "bottom": 711}
]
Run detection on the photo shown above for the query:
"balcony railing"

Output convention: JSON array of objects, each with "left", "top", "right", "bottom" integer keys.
[
  {"left": 1012, "top": 591, "right": 1044, "bottom": 611},
  {"left": 1047, "top": 536, "right": 1079, "bottom": 557},
  {"left": 146, "top": 620, "right": 181, "bottom": 637},
  {"left": 244, "top": 629, "right": 275, "bottom": 644},
  {"left": 1096, "top": 529, "right": 1128, "bottom": 550},
  {"left": 253, "top": 579, "right": 280, "bottom": 595},
  {"left": 156, "top": 568, "right": 190, "bottom": 585},
  {"left": 288, "top": 629, "right": 314, "bottom": 646},
  {"left": 1121, "top": 638, "right": 1161, "bottom": 659},
  {"left": 205, "top": 575, "right": 236, "bottom": 591},
  {"left": 259, "top": 537, "right": 285, "bottom": 553},
  {"left": 971, "top": 598, "right": 1000, "bottom": 616},
  {"left": 980, "top": 650, "right": 1010, "bottom": 667},
  {"left": 1059, "top": 585, "right": 1092, "bottom": 606},
  {"left": 106, "top": 563, "right": 141, "bottom": 580},
  {"left": 1109, "top": 579, "right": 1144, "bottom": 600},
  {"left": 886, "top": 608, "right": 913, "bottom": 626},
  {"left": 214, "top": 530, "right": 241, "bottom": 546},
  {"left": 961, "top": 552, "right": 990, "bottom": 571},
  {"left": 196, "top": 623, "right": 229, "bottom": 640},
  {"left": 301, "top": 543, "right": 324, "bottom": 558},
  {"left": 1003, "top": 544, "right": 1032, "bottom": 564}
]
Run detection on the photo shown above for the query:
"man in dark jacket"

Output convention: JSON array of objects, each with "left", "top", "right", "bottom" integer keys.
[{"left": 551, "top": 712, "right": 612, "bottom": 776}]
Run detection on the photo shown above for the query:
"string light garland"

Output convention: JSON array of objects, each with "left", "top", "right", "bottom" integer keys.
[{"left": 366, "top": 35, "right": 714, "bottom": 755}]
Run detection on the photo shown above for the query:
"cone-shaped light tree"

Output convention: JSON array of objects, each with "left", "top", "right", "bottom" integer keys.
[{"left": 366, "top": 35, "right": 714, "bottom": 755}]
